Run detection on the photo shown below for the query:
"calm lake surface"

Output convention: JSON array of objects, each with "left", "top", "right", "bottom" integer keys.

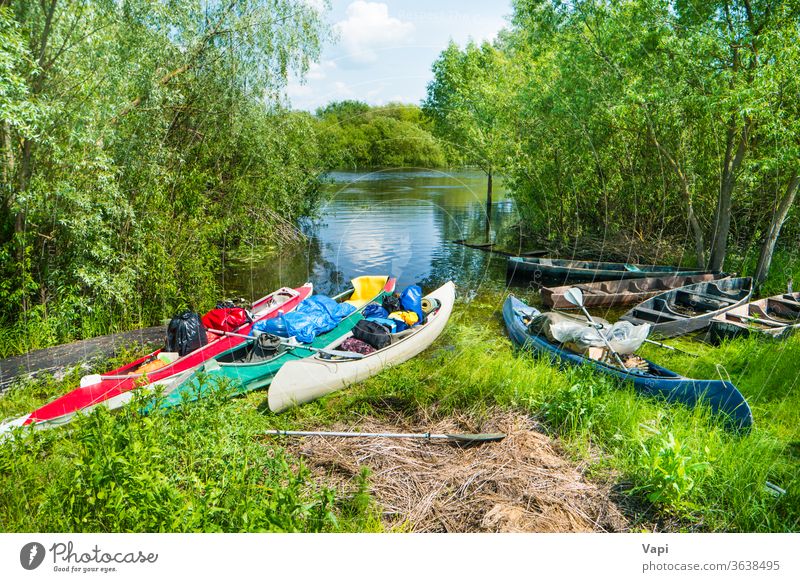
[{"left": 222, "top": 169, "right": 521, "bottom": 299}]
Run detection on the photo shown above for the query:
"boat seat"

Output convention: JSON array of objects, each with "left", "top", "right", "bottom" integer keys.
[
  {"left": 630, "top": 306, "right": 681, "bottom": 322},
  {"left": 727, "top": 309, "right": 785, "bottom": 327},
  {"left": 765, "top": 300, "right": 800, "bottom": 321},
  {"left": 344, "top": 276, "right": 389, "bottom": 309},
  {"left": 675, "top": 289, "right": 738, "bottom": 305},
  {"left": 652, "top": 297, "right": 687, "bottom": 316},
  {"left": 700, "top": 283, "right": 745, "bottom": 301},
  {"left": 748, "top": 305, "right": 787, "bottom": 324},
  {"left": 771, "top": 297, "right": 800, "bottom": 311}
]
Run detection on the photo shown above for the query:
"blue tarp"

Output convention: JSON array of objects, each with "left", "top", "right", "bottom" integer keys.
[
  {"left": 250, "top": 295, "right": 357, "bottom": 344},
  {"left": 362, "top": 303, "right": 388, "bottom": 319}
]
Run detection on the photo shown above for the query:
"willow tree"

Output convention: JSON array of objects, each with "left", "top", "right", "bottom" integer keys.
[
  {"left": 494, "top": 0, "right": 800, "bottom": 279},
  {"left": 424, "top": 40, "right": 519, "bottom": 221},
  {"left": 0, "top": 0, "right": 330, "bottom": 346}
]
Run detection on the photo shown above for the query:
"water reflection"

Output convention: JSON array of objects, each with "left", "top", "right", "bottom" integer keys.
[{"left": 222, "top": 169, "right": 520, "bottom": 299}]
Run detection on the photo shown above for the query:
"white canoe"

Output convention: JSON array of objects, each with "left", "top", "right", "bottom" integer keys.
[{"left": 268, "top": 281, "right": 456, "bottom": 412}]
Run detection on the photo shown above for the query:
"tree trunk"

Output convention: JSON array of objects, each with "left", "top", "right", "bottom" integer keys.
[
  {"left": 484, "top": 170, "right": 493, "bottom": 241},
  {"left": 684, "top": 184, "right": 705, "bottom": 267},
  {"left": 1, "top": 122, "right": 14, "bottom": 202},
  {"left": 753, "top": 173, "right": 799, "bottom": 286},
  {"left": 486, "top": 170, "right": 493, "bottom": 216},
  {"left": 708, "top": 122, "right": 749, "bottom": 271},
  {"left": 640, "top": 104, "right": 705, "bottom": 266}
]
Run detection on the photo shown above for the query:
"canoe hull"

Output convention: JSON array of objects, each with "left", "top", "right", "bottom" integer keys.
[
  {"left": 507, "top": 256, "right": 715, "bottom": 286},
  {"left": 541, "top": 274, "right": 729, "bottom": 309},
  {"left": 503, "top": 295, "right": 753, "bottom": 430},
  {"left": 708, "top": 292, "right": 800, "bottom": 343},
  {"left": 620, "top": 277, "right": 753, "bottom": 338},
  {"left": 154, "top": 277, "right": 398, "bottom": 409},
  {"left": 0, "top": 284, "right": 313, "bottom": 437},
  {"left": 268, "top": 281, "right": 456, "bottom": 413}
]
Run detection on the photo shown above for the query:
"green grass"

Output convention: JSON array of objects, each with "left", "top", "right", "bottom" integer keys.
[
  {"left": 0, "top": 350, "right": 382, "bottom": 532},
  {"left": 0, "top": 289, "right": 798, "bottom": 532}
]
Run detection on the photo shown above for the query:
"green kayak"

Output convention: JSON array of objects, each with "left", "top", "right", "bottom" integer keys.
[{"left": 152, "top": 276, "right": 396, "bottom": 410}]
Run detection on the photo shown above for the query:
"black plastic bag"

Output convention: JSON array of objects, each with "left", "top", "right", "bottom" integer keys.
[
  {"left": 352, "top": 319, "right": 391, "bottom": 350},
  {"left": 381, "top": 294, "right": 402, "bottom": 314},
  {"left": 166, "top": 311, "right": 208, "bottom": 356}
]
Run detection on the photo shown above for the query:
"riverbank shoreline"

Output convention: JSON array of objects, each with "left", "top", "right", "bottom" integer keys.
[{"left": 1, "top": 290, "right": 797, "bottom": 533}]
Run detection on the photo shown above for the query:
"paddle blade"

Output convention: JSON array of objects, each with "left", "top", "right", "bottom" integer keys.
[
  {"left": 563, "top": 287, "right": 584, "bottom": 308},
  {"left": 444, "top": 432, "right": 507, "bottom": 443}
]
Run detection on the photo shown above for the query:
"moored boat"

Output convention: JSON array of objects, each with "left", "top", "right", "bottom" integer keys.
[
  {"left": 708, "top": 291, "right": 800, "bottom": 343},
  {"left": 507, "top": 256, "right": 714, "bottom": 285},
  {"left": 0, "top": 284, "right": 313, "bottom": 437},
  {"left": 542, "top": 273, "right": 729, "bottom": 309},
  {"left": 152, "top": 276, "right": 397, "bottom": 409},
  {"left": 503, "top": 295, "right": 753, "bottom": 430},
  {"left": 620, "top": 277, "right": 753, "bottom": 338},
  {"left": 268, "top": 281, "right": 456, "bottom": 413}
]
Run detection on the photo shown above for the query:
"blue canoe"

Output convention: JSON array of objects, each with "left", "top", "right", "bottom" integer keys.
[{"left": 503, "top": 295, "right": 753, "bottom": 431}]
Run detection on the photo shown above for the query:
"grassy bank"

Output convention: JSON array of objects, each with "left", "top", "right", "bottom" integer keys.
[{"left": 1, "top": 289, "right": 798, "bottom": 532}]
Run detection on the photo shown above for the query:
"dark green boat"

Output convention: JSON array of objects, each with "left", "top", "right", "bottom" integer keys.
[{"left": 506, "top": 256, "right": 715, "bottom": 286}]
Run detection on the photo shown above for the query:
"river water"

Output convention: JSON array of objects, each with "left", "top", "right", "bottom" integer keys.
[{"left": 222, "top": 169, "right": 522, "bottom": 299}]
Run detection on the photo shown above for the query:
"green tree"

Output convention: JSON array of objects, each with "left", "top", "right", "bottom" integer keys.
[
  {"left": 0, "top": 0, "right": 331, "bottom": 352},
  {"left": 424, "top": 40, "right": 519, "bottom": 219}
]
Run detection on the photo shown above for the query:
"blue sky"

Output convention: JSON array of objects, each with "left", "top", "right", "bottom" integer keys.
[{"left": 286, "top": 0, "right": 513, "bottom": 111}]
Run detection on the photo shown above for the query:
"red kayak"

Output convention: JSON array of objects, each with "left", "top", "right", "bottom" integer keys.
[{"left": 0, "top": 284, "right": 312, "bottom": 434}]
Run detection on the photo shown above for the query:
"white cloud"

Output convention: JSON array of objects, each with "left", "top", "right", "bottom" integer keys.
[
  {"left": 285, "top": 59, "right": 336, "bottom": 102},
  {"left": 307, "top": 59, "right": 337, "bottom": 80},
  {"left": 334, "top": 1, "right": 415, "bottom": 65},
  {"left": 302, "top": 0, "right": 328, "bottom": 13},
  {"left": 332, "top": 81, "right": 355, "bottom": 98},
  {"left": 285, "top": 80, "right": 313, "bottom": 101}
]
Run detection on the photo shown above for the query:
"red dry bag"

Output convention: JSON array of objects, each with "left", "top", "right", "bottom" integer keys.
[{"left": 201, "top": 307, "right": 251, "bottom": 333}]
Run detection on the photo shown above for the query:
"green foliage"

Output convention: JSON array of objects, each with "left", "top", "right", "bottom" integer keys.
[
  {"left": 632, "top": 429, "right": 711, "bottom": 513},
  {"left": 542, "top": 377, "right": 605, "bottom": 433},
  {"left": 423, "top": 40, "right": 519, "bottom": 173},
  {"left": 0, "top": 377, "right": 370, "bottom": 532},
  {"left": 315, "top": 100, "right": 447, "bottom": 168},
  {"left": 0, "top": 1, "right": 333, "bottom": 355},
  {"left": 425, "top": 0, "right": 800, "bottom": 273}
]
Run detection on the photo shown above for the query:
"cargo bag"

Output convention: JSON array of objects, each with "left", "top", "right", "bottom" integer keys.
[
  {"left": 352, "top": 319, "right": 391, "bottom": 350},
  {"left": 399, "top": 284, "right": 425, "bottom": 324},
  {"left": 202, "top": 307, "right": 251, "bottom": 332},
  {"left": 166, "top": 311, "right": 208, "bottom": 357}
]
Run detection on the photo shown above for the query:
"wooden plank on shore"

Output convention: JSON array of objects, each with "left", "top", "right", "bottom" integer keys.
[{"left": 0, "top": 326, "right": 164, "bottom": 392}]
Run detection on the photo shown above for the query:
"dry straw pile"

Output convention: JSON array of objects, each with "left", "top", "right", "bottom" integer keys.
[{"left": 283, "top": 410, "right": 629, "bottom": 532}]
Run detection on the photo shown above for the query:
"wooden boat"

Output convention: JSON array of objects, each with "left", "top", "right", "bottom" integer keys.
[
  {"left": 620, "top": 277, "right": 753, "bottom": 338},
  {"left": 708, "top": 291, "right": 800, "bottom": 343},
  {"left": 506, "top": 256, "right": 714, "bottom": 286},
  {"left": 503, "top": 295, "right": 753, "bottom": 430},
  {"left": 268, "top": 281, "right": 456, "bottom": 413},
  {"left": 0, "top": 284, "right": 313, "bottom": 436},
  {"left": 541, "top": 273, "right": 729, "bottom": 309},
  {"left": 152, "top": 276, "right": 397, "bottom": 409}
]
